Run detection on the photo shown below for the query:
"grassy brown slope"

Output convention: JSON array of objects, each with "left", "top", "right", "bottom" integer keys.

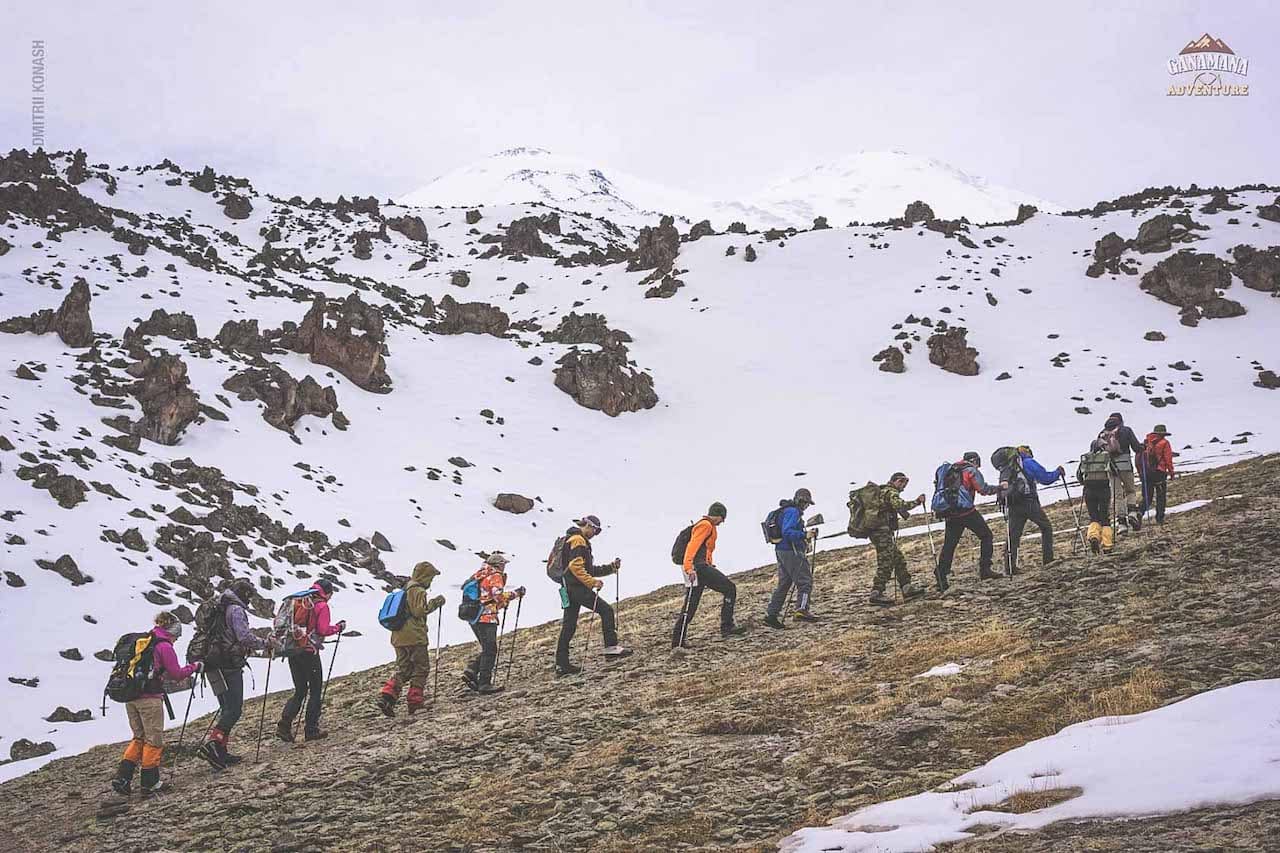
[{"left": 2, "top": 456, "right": 1279, "bottom": 852}]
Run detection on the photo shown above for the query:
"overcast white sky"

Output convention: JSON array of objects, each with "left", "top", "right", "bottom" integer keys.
[{"left": 2, "top": 1, "right": 1276, "bottom": 206}]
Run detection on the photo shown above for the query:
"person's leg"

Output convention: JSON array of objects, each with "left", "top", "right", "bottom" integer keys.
[
  {"left": 672, "top": 583, "right": 703, "bottom": 646},
  {"left": 697, "top": 565, "right": 738, "bottom": 631},
  {"left": 379, "top": 647, "right": 406, "bottom": 712},
  {"left": 303, "top": 653, "right": 324, "bottom": 733},
  {"left": 968, "top": 513, "right": 994, "bottom": 573},
  {"left": 937, "top": 519, "right": 963, "bottom": 577},
  {"left": 1119, "top": 467, "right": 1138, "bottom": 522},
  {"left": 888, "top": 538, "right": 912, "bottom": 589},
  {"left": 476, "top": 622, "right": 499, "bottom": 685},
  {"left": 115, "top": 701, "right": 146, "bottom": 792},
  {"left": 282, "top": 655, "right": 307, "bottom": 726},
  {"left": 405, "top": 645, "right": 430, "bottom": 712},
  {"left": 220, "top": 668, "right": 244, "bottom": 742},
  {"left": 789, "top": 550, "right": 814, "bottom": 613},
  {"left": 1031, "top": 501, "right": 1054, "bottom": 563},
  {"left": 766, "top": 557, "right": 793, "bottom": 618},
  {"left": 466, "top": 623, "right": 485, "bottom": 681},
  {"left": 592, "top": 596, "right": 618, "bottom": 648},
  {"left": 868, "top": 530, "right": 893, "bottom": 592},
  {"left": 1154, "top": 477, "right": 1168, "bottom": 522},
  {"left": 138, "top": 696, "right": 166, "bottom": 792},
  {"left": 1006, "top": 503, "right": 1028, "bottom": 572},
  {"left": 556, "top": 600, "right": 581, "bottom": 669}
]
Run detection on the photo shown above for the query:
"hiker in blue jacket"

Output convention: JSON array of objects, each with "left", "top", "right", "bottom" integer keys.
[
  {"left": 764, "top": 488, "right": 818, "bottom": 628},
  {"left": 1003, "top": 446, "right": 1065, "bottom": 573}
]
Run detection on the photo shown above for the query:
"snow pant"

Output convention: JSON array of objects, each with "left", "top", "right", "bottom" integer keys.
[
  {"left": 1006, "top": 497, "right": 1054, "bottom": 570},
  {"left": 281, "top": 652, "right": 324, "bottom": 734},
  {"left": 556, "top": 581, "right": 616, "bottom": 668},
  {"left": 671, "top": 564, "right": 737, "bottom": 646},
  {"left": 766, "top": 546, "right": 813, "bottom": 618},
  {"left": 122, "top": 696, "right": 165, "bottom": 768},
  {"left": 466, "top": 621, "right": 500, "bottom": 686},
  {"left": 936, "top": 512, "right": 993, "bottom": 579},
  {"left": 1109, "top": 460, "right": 1138, "bottom": 523},
  {"left": 1139, "top": 471, "right": 1168, "bottom": 523},
  {"left": 1083, "top": 482, "right": 1114, "bottom": 552},
  {"left": 380, "top": 645, "right": 431, "bottom": 711},
  {"left": 208, "top": 666, "right": 244, "bottom": 736},
  {"left": 867, "top": 528, "right": 910, "bottom": 593}
]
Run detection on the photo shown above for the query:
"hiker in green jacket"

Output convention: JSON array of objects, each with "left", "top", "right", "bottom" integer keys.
[
  {"left": 375, "top": 561, "right": 446, "bottom": 717},
  {"left": 856, "top": 474, "right": 929, "bottom": 606}
]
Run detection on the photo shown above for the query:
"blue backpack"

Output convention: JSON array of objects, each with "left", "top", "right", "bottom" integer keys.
[
  {"left": 378, "top": 588, "right": 411, "bottom": 631},
  {"left": 457, "top": 575, "right": 482, "bottom": 623},
  {"left": 930, "top": 462, "right": 975, "bottom": 518}
]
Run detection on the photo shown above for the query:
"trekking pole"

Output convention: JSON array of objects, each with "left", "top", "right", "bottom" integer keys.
[
  {"left": 1001, "top": 504, "right": 1013, "bottom": 577},
  {"left": 320, "top": 632, "right": 341, "bottom": 710},
  {"left": 170, "top": 683, "right": 196, "bottom": 778},
  {"left": 503, "top": 596, "right": 523, "bottom": 686},
  {"left": 1060, "top": 478, "right": 1088, "bottom": 556},
  {"left": 495, "top": 607, "right": 507, "bottom": 671},
  {"left": 254, "top": 652, "right": 273, "bottom": 762},
  {"left": 614, "top": 570, "right": 621, "bottom": 635},
  {"left": 584, "top": 588, "right": 600, "bottom": 653},
  {"left": 891, "top": 531, "right": 903, "bottom": 604},
  {"left": 432, "top": 606, "right": 443, "bottom": 706},
  {"left": 677, "top": 583, "right": 693, "bottom": 648},
  {"left": 924, "top": 510, "right": 937, "bottom": 564}
]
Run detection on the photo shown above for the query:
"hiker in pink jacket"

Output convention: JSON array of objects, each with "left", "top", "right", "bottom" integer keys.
[
  {"left": 276, "top": 579, "right": 345, "bottom": 742},
  {"left": 112, "top": 611, "right": 201, "bottom": 797}
]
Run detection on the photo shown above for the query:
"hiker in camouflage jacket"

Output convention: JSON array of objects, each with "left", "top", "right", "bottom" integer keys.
[{"left": 864, "top": 474, "right": 928, "bottom": 606}]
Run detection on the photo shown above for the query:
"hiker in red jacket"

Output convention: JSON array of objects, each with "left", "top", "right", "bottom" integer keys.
[
  {"left": 933, "top": 452, "right": 1001, "bottom": 591},
  {"left": 1138, "top": 424, "right": 1176, "bottom": 524},
  {"left": 275, "top": 580, "right": 344, "bottom": 742}
]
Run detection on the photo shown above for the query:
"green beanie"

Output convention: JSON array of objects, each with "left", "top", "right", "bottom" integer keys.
[{"left": 708, "top": 501, "right": 727, "bottom": 519}]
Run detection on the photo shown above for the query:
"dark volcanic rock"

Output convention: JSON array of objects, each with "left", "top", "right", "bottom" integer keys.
[
  {"left": 494, "top": 493, "right": 535, "bottom": 514},
  {"left": 1140, "top": 251, "right": 1241, "bottom": 325},
  {"left": 8, "top": 738, "right": 55, "bottom": 762},
  {"left": 927, "top": 327, "right": 980, "bottom": 376},
  {"left": 872, "top": 345, "right": 905, "bottom": 373},
  {"left": 465, "top": 209, "right": 482, "bottom": 225},
  {"left": 743, "top": 244, "right": 757, "bottom": 262},
  {"left": 1255, "top": 370, "right": 1280, "bottom": 389},
  {"left": 44, "top": 706, "right": 92, "bottom": 723},
  {"left": 387, "top": 215, "right": 429, "bottom": 243},
  {"left": 1144, "top": 331, "right": 1167, "bottom": 341},
  {"left": 215, "top": 319, "right": 272, "bottom": 355},
  {"left": 39, "top": 555, "right": 91, "bottom": 585},
  {"left": 282, "top": 294, "right": 392, "bottom": 393},
  {"left": 687, "top": 220, "right": 715, "bottom": 241},
  {"left": 1200, "top": 190, "right": 1242, "bottom": 214},
  {"left": 1132, "top": 212, "right": 1207, "bottom": 253},
  {"left": 1086, "top": 232, "right": 1127, "bottom": 277},
  {"left": 1257, "top": 196, "right": 1280, "bottom": 223},
  {"left": 189, "top": 166, "right": 216, "bottom": 192},
  {"left": 352, "top": 230, "right": 373, "bottom": 260},
  {"left": 432, "top": 295, "right": 509, "bottom": 337},
  {"left": 630, "top": 215, "right": 679, "bottom": 273},
  {"left": 1230, "top": 244, "right": 1280, "bottom": 293},
  {"left": 541, "top": 313, "right": 633, "bottom": 349},
  {"left": 223, "top": 364, "right": 341, "bottom": 433},
  {"left": 126, "top": 308, "right": 198, "bottom": 342},
  {"left": 0, "top": 278, "right": 94, "bottom": 347},
  {"left": 125, "top": 352, "right": 202, "bottom": 445},
  {"left": 502, "top": 213, "right": 560, "bottom": 258},
  {"left": 220, "top": 192, "right": 253, "bottom": 220},
  {"left": 812, "top": 216, "right": 830, "bottom": 230},
  {"left": 450, "top": 270, "right": 471, "bottom": 288},
  {"left": 17, "top": 464, "right": 88, "bottom": 508},
  {"left": 553, "top": 348, "right": 658, "bottom": 417},
  {"left": 903, "top": 201, "right": 936, "bottom": 224},
  {"left": 643, "top": 276, "right": 683, "bottom": 299}
]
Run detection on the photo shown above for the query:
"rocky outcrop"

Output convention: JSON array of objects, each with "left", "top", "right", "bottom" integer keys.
[
  {"left": 553, "top": 347, "right": 658, "bottom": 417},
  {"left": 1255, "top": 369, "right": 1280, "bottom": 389},
  {"left": 125, "top": 352, "right": 202, "bottom": 445},
  {"left": 493, "top": 493, "right": 535, "bottom": 514},
  {"left": 386, "top": 215, "right": 429, "bottom": 243},
  {"left": 629, "top": 215, "right": 679, "bottom": 272},
  {"left": 352, "top": 231, "right": 373, "bottom": 260},
  {"left": 220, "top": 192, "right": 253, "bottom": 220},
  {"left": 643, "top": 276, "right": 683, "bottom": 299},
  {"left": 927, "top": 327, "right": 979, "bottom": 376},
  {"left": 282, "top": 294, "right": 392, "bottom": 393},
  {"left": 1014, "top": 204, "right": 1037, "bottom": 224},
  {"left": 1132, "top": 213, "right": 1207, "bottom": 253},
  {"left": 903, "top": 201, "right": 935, "bottom": 224},
  {"left": 687, "top": 220, "right": 715, "bottom": 241},
  {"left": 37, "top": 554, "right": 91, "bottom": 585},
  {"left": 0, "top": 278, "right": 94, "bottom": 347},
  {"left": 1257, "top": 196, "right": 1280, "bottom": 223},
  {"left": 125, "top": 308, "right": 198, "bottom": 342},
  {"left": 812, "top": 216, "right": 830, "bottom": 230},
  {"left": 541, "top": 312, "right": 633, "bottom": 349},
  {"left": 450, "top": 270, "right": 470, "bottom": 288},
  {"left": 1200, "top": 190, "right": 1242, "bottom": 214},
  {"left": 17, "top": 465, "right": 88, "bottom": 509},
  {"left": 873, "top": 345, "right": 905, "bottom": 373},
  {"left": 189, "top": 166, "right": 216, "bottom": 192},
  {"left": 1140, "top": 251, "right": 1243, "bottom": 326},
  {"left": 215, "top": 319, "right": 273, "bottom": 355},
  {"left": 431, "top": 295, "right": 510, "bottom": 337},
  {"left": 223, "top": 365, "right": 342, "bottom": 433},
  {"left": 743, "top": 244, "right": 757, "bottom": 262},
  {"left": 1230, "top": 244, "right": 1280, "bottom": 293},
  {"left": 502, "top": 213, "right": 560, "bottom": 258},
  {"left": 465, "top": 209, "right": 482, "bottom": 225}
]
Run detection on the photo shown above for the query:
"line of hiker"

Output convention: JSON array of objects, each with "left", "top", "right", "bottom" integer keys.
[{"left": 103, "top": 411, "right": 1178, "bottom": 794}]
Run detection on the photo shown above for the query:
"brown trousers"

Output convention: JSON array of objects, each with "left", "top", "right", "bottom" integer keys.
[
  {"left": 122, "top": 696, "right": 165, "bottom": 768},
  {"left": 394, "top": 645, "right": 431, "bottom": 690}
]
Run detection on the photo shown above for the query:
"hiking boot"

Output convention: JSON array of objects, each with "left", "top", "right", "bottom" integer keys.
[
  {"left": 462, "top": 670, "right": 478, "bottom": 688},
  {"left": 140, "top": 777, "right": 168, "bottom": 798},
  {"left": 223, "top": 753, "right": 243, "bottom": 766},
  {"left": 934, "top": 564, "right": 950, "bottom": 593},
  {"left": 555, "top": 663, "right": 583, "bottom": 677},
  {"left": 978, "top": 567, "right": 1003, "bottom": 581},
  {"left": 901, "top": 583, "right": 927, "bottom": 601},
  {"left": 762, "top": 614, "right": 786, "bottom": 630},
  {"left": 375, "top": 693, "right": 396, "bottom": 718},
  {"left": 1130, "top": 514, "right": 1143, "bottom": 532},
  {"left": 275, "top": 720, "right": 295, "bottom": 743},
  {"left": 197, "top": 741, "right": 226, "bottom": 771},
  {"left": 304, "top": 730, "right": 328, "bottom": 742},
  {"left": 720, "top": 624, "right": 748, "bottom": 637},
  {"left": 111, "top": 759, "right": 136, "bottom": 796},
  {"left": 672, "top": 639, "right": 693, "bottom": 651},
  {"left": 869, "top": 589, "right": 895, "bottom": 607},
  {"left": 791, "top": 610, "right": 819, "bottom": 623},
  {"left": 476, "top": 683, "right": 504, "bottom": 696},
  {"left": 1089, "top": 538, "right": 1101, "bottom": 555},
  {"left": 110, "top": 777, "right": 132, "bottom": 797},
  {"left": 602, "top": 645, "right": 633, "bottom": 659}
]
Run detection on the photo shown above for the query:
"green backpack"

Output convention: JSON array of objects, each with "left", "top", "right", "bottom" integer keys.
[
  {"left": 847, "top": 482, "right": 885, "bottom": 537},
  {"left": 1078, "top": 451, "right": 1113, "bottom": 484}
]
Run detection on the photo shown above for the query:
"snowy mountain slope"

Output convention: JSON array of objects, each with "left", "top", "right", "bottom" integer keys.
[
  {"left": 2, "top": 149, "right": 1278, "bottom": 781},
  {"left": 401, "top": 147, "right": 1059, "bottom": 230}
]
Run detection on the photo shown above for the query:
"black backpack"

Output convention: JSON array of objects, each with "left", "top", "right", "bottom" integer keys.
[
  {"left": 105, "top": 632, "right": 156, "bottom": 705},
  {"left": 761, "top": 504, "right": 788, "bottom": 544},
  {"left": 992, "top": 447, "right": 1030, "bottom": 503},
  {"left": 671, "top": 523, "right": 695, "bottom": 565},
  {"left": 186, "top": 597, "right": 234, "bottom": 666}
]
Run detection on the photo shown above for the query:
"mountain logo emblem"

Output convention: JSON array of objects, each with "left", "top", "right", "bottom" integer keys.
[{"left": 1167, "top": 34, "right": 1250, "bottom": 97}]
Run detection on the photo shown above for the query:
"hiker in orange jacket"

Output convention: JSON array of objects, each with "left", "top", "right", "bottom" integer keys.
[
  {"left": 464, "top": 552, "right": 525, "bottom": 695},
  {"left": 671, "top": 502, "right": 746, "bottom": 648},
  {"left": 1138, "top": 424, "right": 1176, "bottom": 524}
]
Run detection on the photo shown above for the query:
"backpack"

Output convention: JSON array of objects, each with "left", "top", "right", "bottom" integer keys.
[
  {"left": 1079, "top": 450, "right": 1113, "bottom": 484},
  {"left": 1142, "top": 437, "right": 1162, "bottom": 473},
  {"left": 671, "top": 523, "right": 695, "bottom": 565},
  {"left": 187, "top": 597, "right": 234, "bottom": 666},
  {"left": 761, "top": 505, "right": 787, "bottom": 545},
  {"left": 271, "top": 590, "right": 317, "bottom": 656},
  {"left": 545, "top": 534, "right": 570, "bottom": 583},
  {"left": 378, "top": 585, "right": 413, "bottom": 631},
  {"left": 1098, "top": 426, "right": 1122, "bottom": 456},
  {"left": 992, "top": 448, "right": 1030, "bottom": 503},
  {"left": 846, "top": 483, "right": 883, "bottom": 538},
  {"left": 457, "top": 575, "right": 482, "bottom": 623},
  {"left": 105, "top": 632, "right": 157, "bottom": 705},
  {"left": 931, "top": 462, "right": 975, "bottom": 518}
]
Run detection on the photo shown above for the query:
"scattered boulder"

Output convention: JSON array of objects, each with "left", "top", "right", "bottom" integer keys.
[
  {"left": 812, "top": 216, "right": 830, "bottom": 230},
  {"left": 1255, "top": 370, "right": 1280, "bottom": 389},
  {"left": 223, "top": 364, "right": 341, "bottom": 433},
  {"left": 644, "top": 276, "right": 684, "bottom": 299},
  {"left": 1140, "top": 251, "right": 1242, "bottom": 326},
  {"left": 1257, "top": 196, "right": 1280, "bottom": 223},
  {"left": 1144, "top": 331, "right": 1167, "bottom": 341},
  {"left": 687, "top": 220, "right": 715, "bottom": 241},
  {"left": 502, "top": 213, "right": 560, "bottom": 258},
  {"left": 927, "top": 327, "right": 980, "bottom": 376},
  {"left": 189, "top": 166, "right": 216, "bottom": 192},
  {"left": 450, "top": 270, "right": 471, "bottom": 288},
  {"left": 903, "top": 201, "right": 935, "bottom": 224},
  {"left": 1132, "top": 212, "right": 1207, "bottom": 253},
  {"left": 1086, "top": 232, "right": 1127, "bottom": 277},
  {"left": 432, "top": 295, "right": 510, "bottom": 337},
  {"left": 40, "top": 555, "right": 91, "bottom": 585},
  {"left": 371, "top": 531, "right": 393, "bottom": 552},
  {"left": 8, "top": 739, "right": 55, "bottom": 763},
  {"left": 873, "top": 346, "right": 905, "bottom": 373},
  {"left": 125, "top": 308, "right": 198, "bottom": 342},
  {"left": 541, "top": 313, "right": 633, "bottom": 349},
  {"left": 215, "top": 318, "right": 272, "bottom": 355},
  {"left": 126, "top": 352, "right": 202, "bottom": 444},
  {"left": 282, "top": 294, "right": 392, "bottom": 393},
  {"left": 387, "top": 215, "right": 429, "bottom": 243},
  {"left": 352, "top": 230, "right": 373, "bottom": 260},
  {"left": 17, "top": 464, "right": 87, "bottom": 508},
  {"left": 553, "top": 348, "right": 658, "bottom": 417},
  {"left": 744, "top": 245, "right": 757, "bottom": 262},
  {"left": 494, "top": 493, "right": 535, "bottom": 514},
  {"left": 220, "top": 192, "right": 253, "bottom": 220},
  {"left": 465, "top": 209, "right": 482, "bottom": 225},
  {"left": 1230, "top": 244, "right": 1280, "bottom": 293},
  {"left": 44, "top": 706, "right": 92, "bottom": 723},
  {"left": 0, "top": 278, "right": 94, "bottom": 347},
  {"left": 1200, "top": 190, "right": 1242, "bottom": 214},
  {"left": 630, "top": 215, "right": 680, "bottom": 272}
]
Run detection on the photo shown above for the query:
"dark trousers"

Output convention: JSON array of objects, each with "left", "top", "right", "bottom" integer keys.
[
  {"left": 556, "top": 581, "right": 616, "bottom": 668},
  {"left": 467, "top": 621, "right": 500, "bottom": 685},
  {"left": 211, "top": 667, "right": 245, "bottom": 734},
  {"left": 281, "top": 652, "right": 324, "bottom": 733},
  {"left": 1139, "top": 472, "right": 1168, "bottom": 522},
  {"left": 1007, "top": 498, "right": 1054, "bottom": 570},
  {"left": 936, "top": 512, "right": 993, "bottom": 578},
  {"left": 671, "top": 564, "right": 737, "bottom": 646},
  {"left": 766, "top": 546, "right": 813, "bottom": 617},
  {"left": 1084, "top": 482, "right": 1111, "bottom": 524}
]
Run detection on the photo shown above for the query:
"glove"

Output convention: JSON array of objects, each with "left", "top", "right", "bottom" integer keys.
[
  {"left": 806, "top": 527, "right": 818, "bottom": 541},
  {"left": 193, "top": 661, "right": 205, "bottom": 674},
  {"left": 916, "top": 494, "right": 926, "bottom": 506},
  {"left": 610, "top": 558, "right": 622, "bottom": 572},
  {"left": 516, "top": 586, "right": 526, "bottom": 597},
  {"left": 683, "top": 570, "right": 698, "bottom": 588},
  {"left": 1056, "top": 466, "right": 1066, "bottom": 479},
  {"left": 592, "top": 579, "right": 604, "bottom": 592},
  {"left": 429, "top": 594, "right": 446, "bottom": 611},
  {"left": 336, "top": 620, "right": 347, "bottom": 632}
]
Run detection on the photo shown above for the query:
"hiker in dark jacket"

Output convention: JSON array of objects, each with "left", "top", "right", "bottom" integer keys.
[
  {"left": 377, "top": 561, "right": 446, "bottom": 717},
  {"left": 1001, "top": 446, "right": 1065, "bottom": 574},
  {"left": 765, "top": 488, "right": 818, "bottom": 628},
  {"left": 672, "top": 502, "right": 747, "bottom": 648},
  {"left": 275, "top": 579, "right": 344, "bottom": 743},
  {"left": 863, "top": 475, "right": 929, "bottom": 606},
  {"left": 1098, "top": 412, "right": 1145, "bottom": 532},
  {"left": 112, "top": 611, "right": 202, "bottom": 797},
  {"left": 555, "top": 515, "right": 630, "bottom": 676},
  {"left": 199, "top": 579, "right": 278, "bottom": 771},
  {"left": 934, "top": 453, "right": 1001, "bottom": 591},
  {"left": 1137, "top": 424, "right": 1176, "bottom": 524}
]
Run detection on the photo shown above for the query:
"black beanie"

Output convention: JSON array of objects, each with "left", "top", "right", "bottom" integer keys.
[{"left": 708, "top": 501, "right": 727, "bottom": 519}]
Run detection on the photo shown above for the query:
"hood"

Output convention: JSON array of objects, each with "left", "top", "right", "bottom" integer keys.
[
  {"left": 411, "top": 561, "right": 440, "bottom": 586},
  {"left": 1104, "top": 416, "right": 1122, "bottom": 430},
  {"left": 220, "top": 588, "right": 246, "bottom": 608},
  {"left": 309, "top": 582, "right": 331, "bottom": 601},
  {"left": 152, "top": 625, "right": 175, "bottom": 643}
]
